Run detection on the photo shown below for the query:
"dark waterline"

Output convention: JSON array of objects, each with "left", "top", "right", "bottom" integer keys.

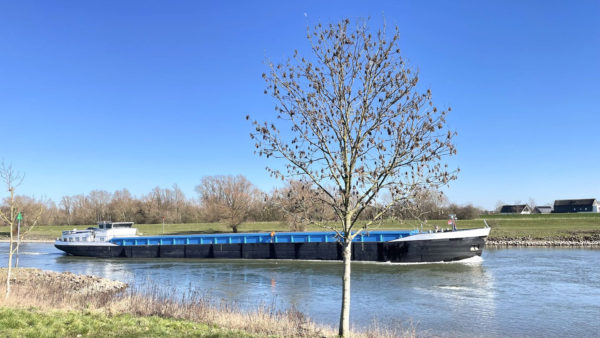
[{"left": 2, "top": 243, "right": 599, "bottom": 337}]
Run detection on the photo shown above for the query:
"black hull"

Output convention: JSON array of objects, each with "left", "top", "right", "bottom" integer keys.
[{"left": 55, "top": 236, "right": 486, "bottom": 263}]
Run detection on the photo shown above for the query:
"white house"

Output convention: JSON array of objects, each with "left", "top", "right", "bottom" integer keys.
[{"left": 500, "top": 205, "right": 531, "bottom": 214}]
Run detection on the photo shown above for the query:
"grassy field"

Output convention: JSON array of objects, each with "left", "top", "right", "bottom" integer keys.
[
  {"left": 0, "top": 307, "right": 252, "bottom": 337},
  {"left": 1, "top": 213, "right": 599, "bottom": 242},
  {"left": 472, "top": 214, "right": 600, "bottom": 241}
]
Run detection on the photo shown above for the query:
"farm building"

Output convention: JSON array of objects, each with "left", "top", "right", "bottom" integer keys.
[
  {"left": 500, "top": 205, "right": 531, "bottom": 214},
  {"left": 553, "top": 199, "right": 599, "bottom": 213},
  {"left": 533, "top": 206, "right": 552, "bottom": 214}
]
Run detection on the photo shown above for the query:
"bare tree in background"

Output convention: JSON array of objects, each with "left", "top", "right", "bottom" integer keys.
[
  {"left": 10, "top": 195, "right": 56, "bottom": 226},
  {"left": 0, "top": 161, "right": 41, "bottom": 298},
  {"left": 195, "top": 175, "right": 259, "bottom": 233},
  {"left": 59, "top": 196, "right": 73, "bottom": 225},
  {"left": 110, "top": 189, "right": 136, "bottom": 222},
  {"left": 88, "top": 190, "right": 112, "bottom": 221},
  {"left": 275, "top": 180, "right": 332, "bottom": 231},
  {"left": 172, "top": 184, "right": 186, "bottom": 223},
  {"left": 73, "top": 194, "right": 93, "bottom": 225},
  {"left": 249, "top": 19, "right": 457, "bottom": 336},
  {"left": 527, "top": 197, "right": 537, "bottom": 213},
  {"left": 393, "top": 188, "right": 448, "bottom": 223},
  {"left": 494, "top": 200, "right": 505, "bottom": 213}
]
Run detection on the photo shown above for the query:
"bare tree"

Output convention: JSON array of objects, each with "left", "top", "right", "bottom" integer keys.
[
  {"left": 41, "top": 186, "right": 199, "bottom": 226},
  {"left": 9, "top": 195, "right": 55, "bottom": 226},
  {"left": 249, "top": 191, "right": 284, "bottom": 222},
  {"left": 494, "top": 200, "right": 505, "bottom": 213},
  {"left": 59, "top": 196, "right": 73, "bottom": 225},
  {"left": 250, "top": 19, "right": 457, "bottom": 336},
  {"left": 527, "top": 197, "right": 536, "bottom": 213},
  {"left": 392, "top": 188, "right": 448, "bottom": 222},
  {"left": 171, "top": 184, "right": 186, "bottom": 223},
  {"left": 275, "top": 180, "right": 333, "bottom": 231},
  {"left": 71, "top": 194, "right": 92, "bottom": 225},
  {"left": 88, "top": 190, "right": 112, "bottom": 222},
  {"left": 195, "top": 175, "right": 259, "bottom": 233},
  {"left": 110, "top": 189, "right": 137, "bottom": 222},
  {"left": 0, "top": 161, "right": 41, "bottom": 298}
]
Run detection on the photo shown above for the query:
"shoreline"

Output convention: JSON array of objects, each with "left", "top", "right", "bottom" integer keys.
[
  {"left": 487, "top": 239, "right": 600, "bottom": 247},
  {"left": 0, "top": 239, "right": 54, "bottom": 243},
  {"left": 0, "top": 268, "right": 405, "bottom": 337}
]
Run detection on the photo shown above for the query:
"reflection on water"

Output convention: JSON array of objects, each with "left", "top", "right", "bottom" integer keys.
[{"left": 1, "top": 243, "right": 599, "bottom": 337}]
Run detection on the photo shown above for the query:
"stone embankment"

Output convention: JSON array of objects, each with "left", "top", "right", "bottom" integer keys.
[
  {"left": 487, "top": 239, "right": 600, "bottom": 247},
  {"left": 0, "top": 268, "right": 127, "bottom": 295}
]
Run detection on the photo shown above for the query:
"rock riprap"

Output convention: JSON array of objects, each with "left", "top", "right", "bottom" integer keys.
[{"left": 0, "top": 268, "right": 127, "bottom": 295}]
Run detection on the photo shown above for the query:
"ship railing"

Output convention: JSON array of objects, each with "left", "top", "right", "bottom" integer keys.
[{"left": 62, "top": 229, "right": 93, "bottom": 236}]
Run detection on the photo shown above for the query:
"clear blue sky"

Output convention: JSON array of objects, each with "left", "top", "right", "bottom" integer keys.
[{"left": 1, "top": 0, "right": 598, "bottom": 209}]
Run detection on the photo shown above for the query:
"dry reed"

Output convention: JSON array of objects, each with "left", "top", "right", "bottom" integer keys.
[{"left": 0, "top": 268, "right": 415, "bottom": 337}]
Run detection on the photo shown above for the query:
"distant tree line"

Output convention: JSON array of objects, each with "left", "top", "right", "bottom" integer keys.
[
  {"left": 0, "top": 175, "right": 484, "bottom": 228},
  {"left": 0, "top": 185, "right": 199, "bottom": 226}
]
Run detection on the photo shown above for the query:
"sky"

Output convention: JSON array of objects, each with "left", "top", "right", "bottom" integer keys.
[{"left": 0, "top": 0, "right": 598, "bottom": 210}]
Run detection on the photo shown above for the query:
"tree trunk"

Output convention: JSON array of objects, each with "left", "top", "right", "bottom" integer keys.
[
  {"left": 5, "top": 237, "right": 13, "bottom": 299},
  {"left": 5, "top": 189, "right": 15, "bottom": 299},
  {"left": 338, "top": 238, "right": 352, "bottom": 336}
]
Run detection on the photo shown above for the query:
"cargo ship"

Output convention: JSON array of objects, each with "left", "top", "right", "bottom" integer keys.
[{"left": 54, "top": 221, "right": 490, "bottom": 263}]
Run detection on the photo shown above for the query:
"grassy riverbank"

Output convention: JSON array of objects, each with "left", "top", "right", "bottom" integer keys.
[
  {"left": 2, "top": 213, "right": 598, "bottom": 243},
  {"left": 467, "top": 213, "right": 600, "bottom": 241},
  {"left": 0, "top": 308, "right": 251, "bottom": 337},
  {"left": 0, "top": 268, "right": 411, "bottom": 337}
]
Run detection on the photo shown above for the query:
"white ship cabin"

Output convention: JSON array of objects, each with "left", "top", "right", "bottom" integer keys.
[{"left": 59, "top": 221, "right": 137, "bottom": 243}]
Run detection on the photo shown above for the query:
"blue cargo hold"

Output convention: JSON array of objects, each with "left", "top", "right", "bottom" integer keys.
[{"left": 109, "top": 230, "right": 419, "bottom": 246}]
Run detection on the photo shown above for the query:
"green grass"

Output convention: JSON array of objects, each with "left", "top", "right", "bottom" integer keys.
[
  {"left": 0, "top": 307, "right": 255, "bottom": 337},
  {"left": 2, "top": 213, "right": 599, "bottom": 242},
  {"left": 469, "top": 214, "right": 600, "bottom": 241}
]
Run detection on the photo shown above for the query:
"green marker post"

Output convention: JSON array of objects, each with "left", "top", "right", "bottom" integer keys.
[{"left": 16, "top": 212, "right": 22, "bottom": 267}]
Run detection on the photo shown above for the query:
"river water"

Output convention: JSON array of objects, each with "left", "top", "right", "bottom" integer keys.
[{"left": 1, "top": 243, "right": 599, "bottom": 337}]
